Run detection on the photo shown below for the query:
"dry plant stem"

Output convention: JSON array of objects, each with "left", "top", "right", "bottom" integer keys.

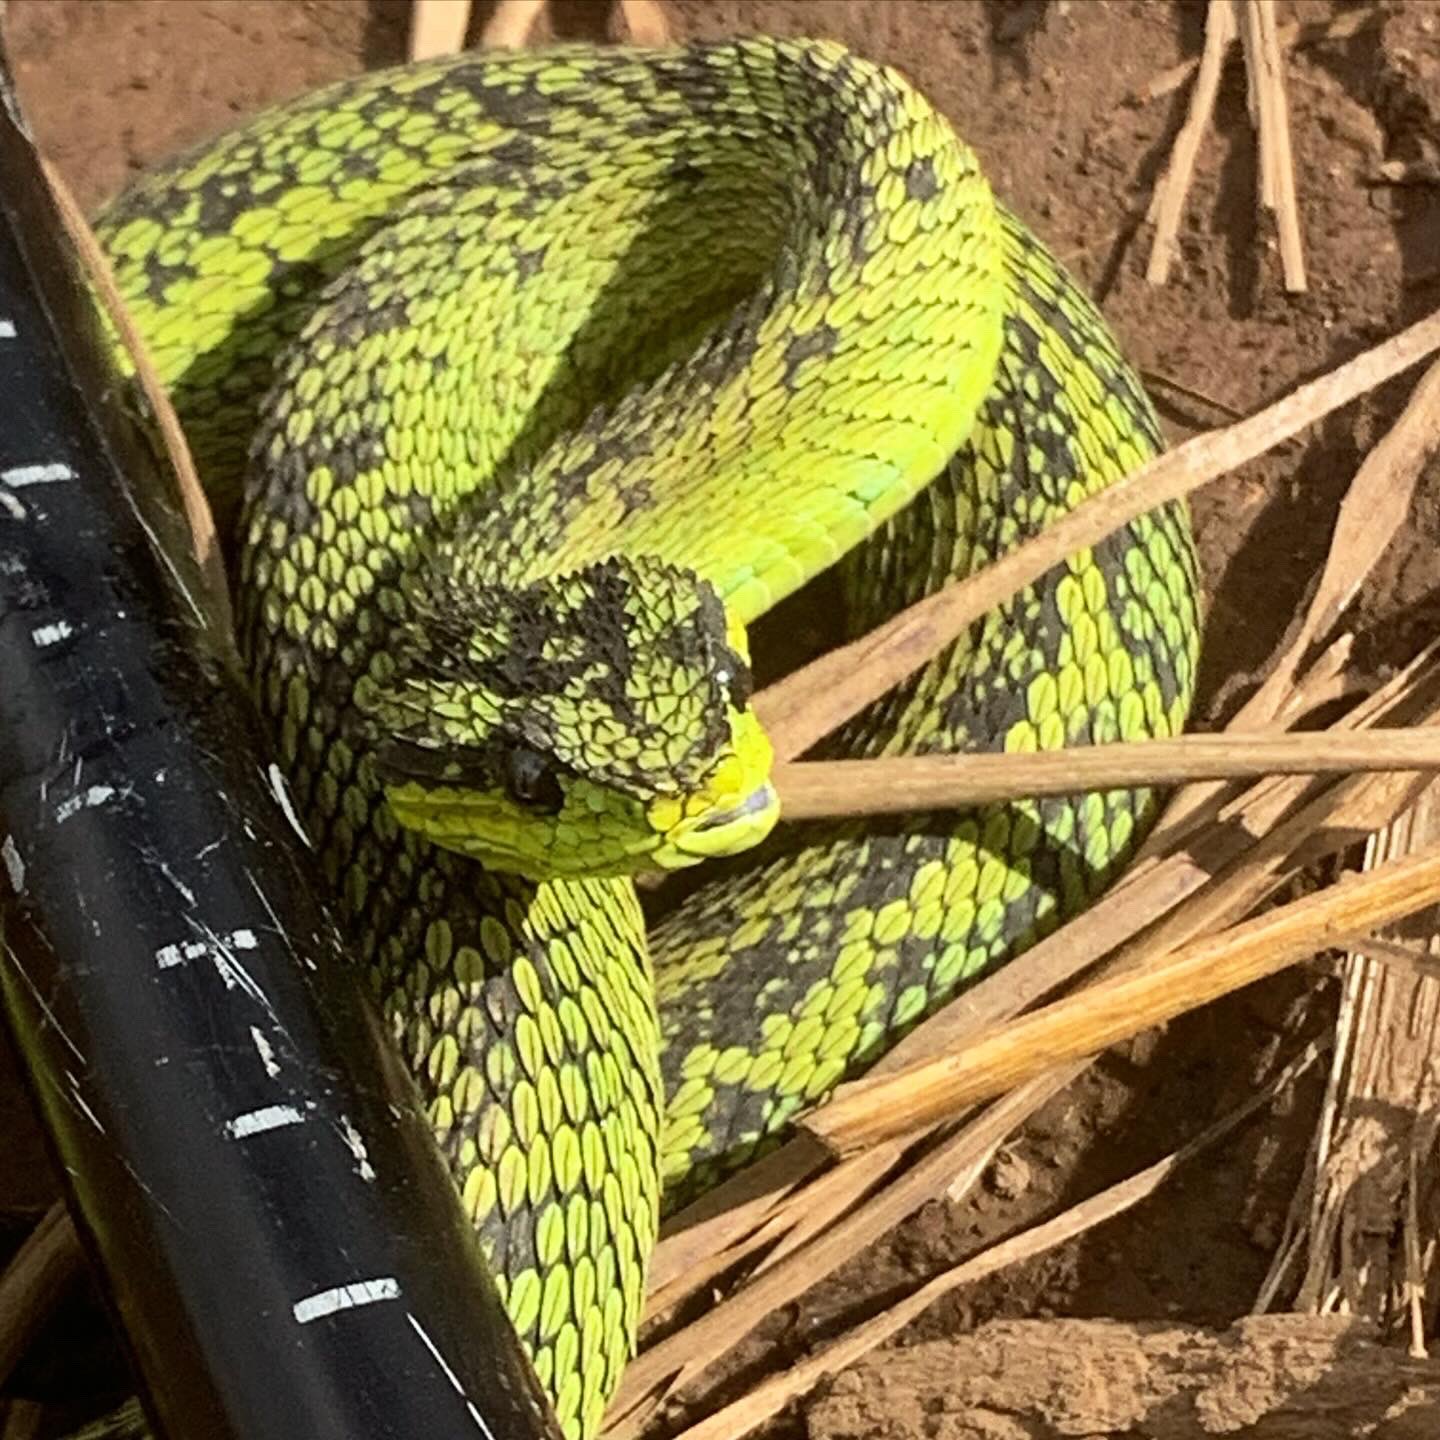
[
  {"left": 806, "top": 838, "right": 1440, "bottom": 1156},
  {"left": 1295, "top": 786, "right": 1440, "bottom": 1340},
  {"left": 611, "top": 1075, "right": 1075, "bottom": 1436},
  {"left": 0, "top": 1204, "right": 82, "bottom": 1390},
  {"left": 1222, "top": 354, "right": 1440, "bottom": 740},
  {"left": 1351, "top": 932, "right": 1440, "bottom": 980},
  {"left": 1145, "top": 0, "right": 1233, "bottom": 285},
  {"left": 617, "top": 0, "right": 671, "bottom": 45},
  {"left": 665, "top": 1043, "right": 1324, "bottom": 1440},
  {"left": 1137, "top": 5, "right": 1380, "bottom": 103},
  {"left": 776, "top": 727, "right": 1440, "bottom": 821},
  {"left": 755, "top": 305, "right": 1440, "bottom": 764},
  {"left": 1242, "top": 0, "right": 1307, "bottom": 291},
  {"left": 482, "top": 0, "right": 546, "bottom": 48},
  {"left": 37, "top": 159, "right": 230, "bottom": 636},
  {"left": 409, "top": 0, "right": 472, "bottom": 60}
]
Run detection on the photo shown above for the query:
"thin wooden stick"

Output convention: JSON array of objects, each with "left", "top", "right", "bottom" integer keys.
[
  {"left": 1146, "top": 0, "right": 1235, "bottom": 285},
  {"left": 481, "top": 0, "right": 546, "bottom": 49},
  {"left": 37, "top": 158, "right": 230, "bottom": 639},
  {"left": 775, "top": 727, "right": 1440, "bottom": 820},
  {"left": 409, "top": 0, "right": 472, "bottom": 60},
  {"left": 668, "top": 1042, "right": 1325, "bottom": 1440},
  {"left": 1243, "top": 0, "right": 1307, "bottom": 291},
  {"left": 806, "top": 837, "right": 1440, "bottom": 1156},
  {"left": 1135, "top": 5, "right": 1380, "bottom": 104},
  {"left": 1350, "top": 933, "right": 1440, "bottom": 981},
  {"left": 0, "top": 1204, "right": 81, "bottom": 1389},
  {"left": 617, "top": 0, "right": 671, "bottom": 44},
  {"left": 755, "top": 305, "right": 1440, "bottom": 764},
  {"left": 1223, "top": 355, "right": 1440, "bottom": 739}
]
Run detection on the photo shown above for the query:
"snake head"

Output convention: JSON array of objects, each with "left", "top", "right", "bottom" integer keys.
[{"left": 367, "top": 554, "right": 779, "bottom": 880}]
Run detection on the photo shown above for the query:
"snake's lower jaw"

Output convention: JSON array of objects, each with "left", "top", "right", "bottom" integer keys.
[{"left": 651, "top": 780, "right": 781, "bottom": 868}]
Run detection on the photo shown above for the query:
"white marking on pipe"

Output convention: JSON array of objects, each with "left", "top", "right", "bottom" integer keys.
[
  {"left": 2, "top": 835, "right": 24, "bottom": 894},
  {"left": 0, "top": 319, "right": 16, "bottom": 339},
  {"left": 54, "top": 784, "right": 116, "bottom": 823},
  {"left": 267, "top": 763, "right": 311, "bottom": 847},
  {"left": 157, "top": 860, "right": 196, "bottom": 906},
  {"left": 407, "top": 1313, "right": 500, "bottom": 1439},
  {"left": 31, "top": 619, "right": 74, "bottom": 648},
  {"left": 293, "top": 1276, "right": 401, "bottom": 1325},
  {"left": 3, "top": 462, "right": 75, "bottom": 487},
  {"left": 250, "top": 1025, "right": 281, "bottom": 1078},
  {"left": 155, "top": 927, "right": 258, "bottom": 970},
  {"left": 66, "top": 1072, "right": 106, "bottom": 1133},
  {"left": 3, "top": 943, "right": 85, "bottom": 1061},
  {"left": 225, "top": 1103, "right": 305, "bottom": 1140},
  {"left": 336, "top": 1113, "right": 377, "bottom": 1182},
  {"left": 0, "top": 491, "right": 26, "bottom": 520}
]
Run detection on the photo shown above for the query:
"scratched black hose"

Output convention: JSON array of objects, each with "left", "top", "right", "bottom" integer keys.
[{"left": 0, "top": 50, "right": 560, "bottom": 1440}]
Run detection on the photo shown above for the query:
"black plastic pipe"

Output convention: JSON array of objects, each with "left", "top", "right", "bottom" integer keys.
[{"left": 0, "top": 49, "right": 560, "bottom": 1440}]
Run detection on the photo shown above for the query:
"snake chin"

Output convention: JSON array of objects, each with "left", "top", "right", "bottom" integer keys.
[{"left": 380, "top": 703, "right": 777, "bottom": 881}]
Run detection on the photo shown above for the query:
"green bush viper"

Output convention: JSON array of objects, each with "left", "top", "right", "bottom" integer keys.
[{"left": 82, "top": 35, "right": 1199, "bottom": 1440}]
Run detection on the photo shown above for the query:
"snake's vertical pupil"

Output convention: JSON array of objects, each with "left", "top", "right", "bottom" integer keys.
[{"left": 505, "top": 744, "right": 564, "bottom": 813}]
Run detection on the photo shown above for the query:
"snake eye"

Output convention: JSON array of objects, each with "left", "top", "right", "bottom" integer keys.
[{"left": 504, "top": 745, "right": 564, "bottom": 814}]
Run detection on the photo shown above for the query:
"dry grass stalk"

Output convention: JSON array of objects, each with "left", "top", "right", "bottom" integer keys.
[
  {"left": 1241, "top": 0, "right": 1307, "bottom": 291},
  {"left": 0, "top": 1205, "right": 80, "bottom": 1390},
  {"left": 1145, "top": 0, "right": 1234, "bottom": 285},
  {"left": 1352, "top": 932, "right": 1440, "bottom": 982},
  {"left": 1222, "top": 355, "right": 1440, "bottom": 740},
  {"left": 756, "top": 304, "right": 1440, "bottom": 763},
  {"left": 409, "top": 0, "right": 472, "bottom": 60},
  {"left": 618, "top": 0, "right": 671, "bottom": 45},
  {"left": 38, "top": 158, "right": 229, "bottom": 635},
  {"left": 612, "top": 1073, "right": 1088, "bottom": 1437},
  {"left": 1136, "top": 4, "right": 1382, "bottom": 104},
  {"left": 481, "top": 0, "right": 547, "bottom": 49},
  {"left": 806, "top": 839, "right": 1440, "bottom": 1156},
  {"left": 777, "top": 727, "right": 1440, "bottom": 821},
  {"left": 662, "top": 1043, "right": 1325, "bottom": 1440},
  {"left": 1286, "top": 782, "right": 1440, "bottom": 1346}
]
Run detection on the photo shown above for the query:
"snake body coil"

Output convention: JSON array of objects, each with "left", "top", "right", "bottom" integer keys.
[{"left": 94, "top": 38, "right": 1199, "bottom": 1439}]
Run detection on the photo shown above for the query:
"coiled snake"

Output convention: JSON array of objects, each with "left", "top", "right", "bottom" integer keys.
[{"left": 91, "top": 36, "right": 1200, "bottom": 1440}]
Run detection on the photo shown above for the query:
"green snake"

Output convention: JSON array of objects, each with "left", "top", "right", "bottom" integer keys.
[{"left": 87, "top": 36, "right": 1200, "bottom": 1440}]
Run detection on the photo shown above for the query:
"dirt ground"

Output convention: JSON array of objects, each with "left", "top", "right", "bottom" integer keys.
[{"left": 2, "top": 1, "right": 1439, "bottom": 1437}]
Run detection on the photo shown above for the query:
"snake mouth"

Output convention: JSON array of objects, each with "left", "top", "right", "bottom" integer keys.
[{"left": 662, "top": 781, "right": 781, "bottom": 864}]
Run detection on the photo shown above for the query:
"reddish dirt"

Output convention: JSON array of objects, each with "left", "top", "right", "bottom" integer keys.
[{"left": 2, "top": 2, "right": 1438, "bottom": 1437}]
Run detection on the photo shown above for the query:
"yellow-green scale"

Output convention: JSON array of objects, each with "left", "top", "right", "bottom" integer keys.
[{"left": 91, "top": 37, "right": 1198, "bottom": 1440}]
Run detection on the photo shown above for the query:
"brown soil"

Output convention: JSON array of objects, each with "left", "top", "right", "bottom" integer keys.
[{"left": 3, "top": 1, "right": 1439, "bottom": 1437}]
